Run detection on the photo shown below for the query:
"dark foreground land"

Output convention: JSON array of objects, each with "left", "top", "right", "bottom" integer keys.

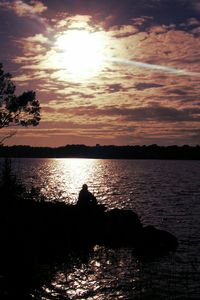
[
  {"left": 0, "top": 162, "right": 178, "bottom": 299},
  {"left": 0, "top": 199, "right": 178, "bottom": 299},
  {"left": 0, "top": 144, "right": 200, "bottom": 159}
]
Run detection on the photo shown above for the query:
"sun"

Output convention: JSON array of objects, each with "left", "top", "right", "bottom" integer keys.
[{"left": 55, "top": 29, "right": 106, "bottom": 79}]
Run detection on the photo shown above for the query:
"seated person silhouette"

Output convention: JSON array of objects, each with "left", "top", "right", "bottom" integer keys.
[{"left": 77, "top": 184, "right": 97, "bottom": 208}]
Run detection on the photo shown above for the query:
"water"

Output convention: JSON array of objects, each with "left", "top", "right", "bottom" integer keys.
[{"left": 2, "top": 158, "right": 200, "bottom": 299}]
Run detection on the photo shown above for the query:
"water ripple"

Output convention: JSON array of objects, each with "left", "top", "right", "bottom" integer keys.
[{"left": 3, "top": 158, "right": 200, "bottom": 299}]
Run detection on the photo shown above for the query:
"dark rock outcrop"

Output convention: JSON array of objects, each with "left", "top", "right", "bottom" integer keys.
[
  {"left": 76, "top": 206, "right": 178, "bottom": 255},
  {"left": 1, "top": 200, "right": 178, "bottom": 264}
]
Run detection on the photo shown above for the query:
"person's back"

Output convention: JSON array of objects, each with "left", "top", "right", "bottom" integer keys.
[{"left": 77, "top": 184, "right": 97, "bottom": 207}]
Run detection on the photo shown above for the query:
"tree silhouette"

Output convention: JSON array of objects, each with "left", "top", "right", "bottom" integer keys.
[{"left": 0, "top": 63, "right": 40, "bottom": 129}]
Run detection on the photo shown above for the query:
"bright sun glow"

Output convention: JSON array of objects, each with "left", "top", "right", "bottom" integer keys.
[{"left": 55, "top": 30, "right": 106, "bottom": 79}]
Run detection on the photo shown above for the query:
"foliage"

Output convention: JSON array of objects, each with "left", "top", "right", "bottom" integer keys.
[
  {"left": 0, "top": 159, "right": 46, "bottom": 204},
  {"left": 0, "top": 158, "right": 26, "bottom": 203},
  {"left": 0, "top": 63, "right": 40, "bottom": 129}
]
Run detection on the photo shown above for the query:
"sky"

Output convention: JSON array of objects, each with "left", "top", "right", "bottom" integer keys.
[{"left": 1, "top": 0, "right": 200, "bottom": 147}]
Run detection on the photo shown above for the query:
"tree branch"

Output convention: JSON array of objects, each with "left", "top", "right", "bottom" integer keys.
[{"left": 0, "top": 130, "right": 17, "bottom": 145}]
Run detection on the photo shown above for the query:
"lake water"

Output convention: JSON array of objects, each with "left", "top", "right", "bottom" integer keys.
[{"left": 4, "top": 158, "right": 200, "bottom": 299}]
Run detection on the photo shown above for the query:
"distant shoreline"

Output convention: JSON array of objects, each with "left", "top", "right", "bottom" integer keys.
[{"left": 0, "top": 144, "right": 200, "bottom": 160}]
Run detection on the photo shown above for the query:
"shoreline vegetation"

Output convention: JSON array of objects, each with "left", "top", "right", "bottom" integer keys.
[{"left": 0, "top": 144, "right": 200, "bottom": 159}]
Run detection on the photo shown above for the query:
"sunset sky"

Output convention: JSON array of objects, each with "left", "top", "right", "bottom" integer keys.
[{"left": 1, "top": 0, "right": 200, "bottom": 146}]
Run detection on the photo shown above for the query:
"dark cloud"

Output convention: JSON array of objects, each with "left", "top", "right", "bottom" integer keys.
[
  {"left": 189, "top": 130, "right": 200, "bottom": 140},
  {"left": 44, "top": 0, "right": 200, "bottom": 29},
  {"left": 106, "top": 84, "right": 126, "bottom": 93},
  {"left": 0, "top": 3, "right": 48, "bottom": 37},
  {"left": 122, "top": 105, "right": 200, "bottom": 122},
  {"left": 169, "top": 89, "right": 188, "bottom": 95},
  {"left": 0, "top": 0, "right": 49, "bottom": 71},
  {"left": 134, "top": 83, "right": 164, "bottom": 90},
  {"left": 49, "top": 104, "right": 200, "bottom": 123}
]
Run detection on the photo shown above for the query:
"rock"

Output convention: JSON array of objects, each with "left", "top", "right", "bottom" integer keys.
[
  {"left": 135, "top": 225, "right": 179, "bottom": 256},
  {"left": 97, "top": 208, "right": 142, "bottom": 247}
]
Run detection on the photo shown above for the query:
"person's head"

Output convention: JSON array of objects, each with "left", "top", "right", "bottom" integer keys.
[{"left": 82, "top": 184, "right": 88, "bottom": 190}]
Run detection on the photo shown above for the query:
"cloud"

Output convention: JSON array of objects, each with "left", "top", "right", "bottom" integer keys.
[
  {"left": 134, "top": 83, "right": 164, "bottom": 90},
  {"left": 0, "top": 0, "right": 47, "bottom": 16},
  {"left": 44, "top": 104, "right": 200, "bottom": 123},
  {"left": 11, "top": 8, "right": 200, "bottom": 85},
  {"left": 1, "top": 0, "right": 200, "bottom": 146},
  {"left": 22, "top": 33, "right": 49, "bottom": 43},
  {"left": 40, "top": 0, "right": 200, "bottom": 30},
  {"left": 169, "top": 89, "right": 188, "bottom": 95},
  {"left": 192, "top": 1, "right": 200, "bottom": 13},
  {"left": 106, "top": 84, "right": 126, "bottom": 93},
  {"left": 0, "top": 0, "right": 48, "bottom": 29},
  {"left": 108, "top": 25, "right": 139, "bottom": 38},
  {"left": 122, "top": 106, "right": 200, "bottom": 122}
]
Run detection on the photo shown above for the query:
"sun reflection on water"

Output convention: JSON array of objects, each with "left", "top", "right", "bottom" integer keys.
[
  {"left": 20, "top": 158, "right": 135, "bottom": 209},
  {"left": 40, "top": 246, "right": 141, "bottom": 300},
  {"left": 9, "top": 159, "right": 200, "bottom": 299},
  {"left": 40, "top": 158, "right": 100, "bottom": 204}
]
